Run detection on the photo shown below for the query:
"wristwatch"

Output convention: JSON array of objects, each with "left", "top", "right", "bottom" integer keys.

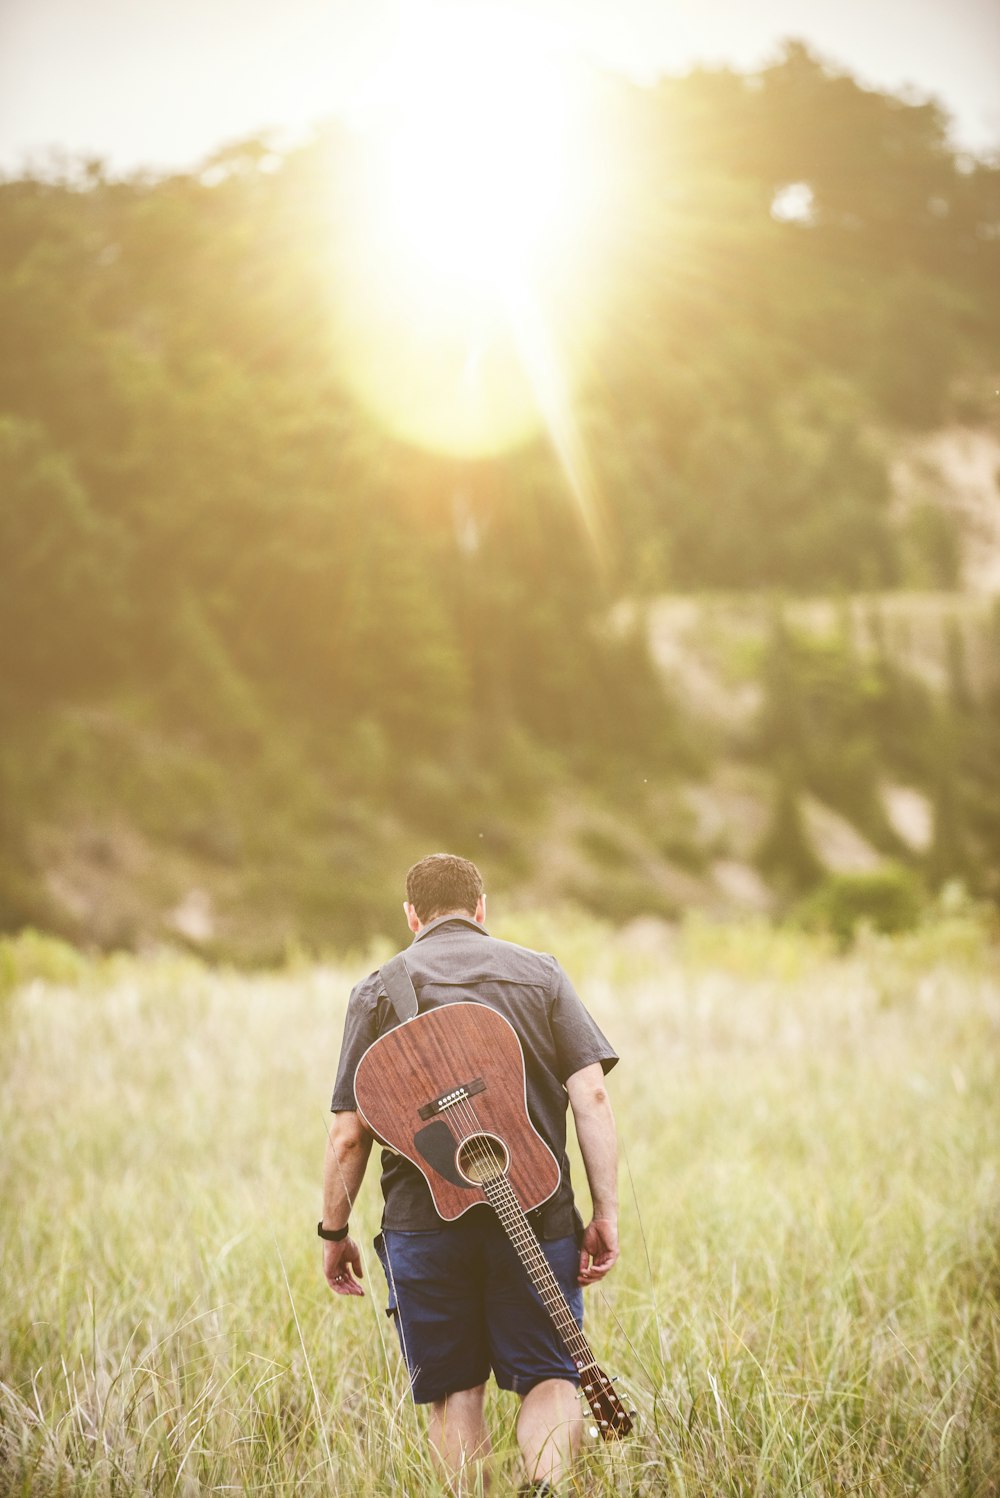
[{"left": 317, "top": 1221, "right": 349, "bottom": 1242}]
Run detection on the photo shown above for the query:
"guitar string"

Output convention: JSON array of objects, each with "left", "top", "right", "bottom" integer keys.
[
  {"left": 416, "top": 1062, "right": 626, "bottom": 1427},
  {"left": 404, "top": 1081, "right": 628, "bottom": 1432},
  {"left": 446, "top": 1094, "right": 606, "bottom": 1380},
  {"left": 446, "top": 1095, "right": 629, "bottom": 1430},
  {"left": 445, "top": 1096, "right": 578, "bottom": 1343}
]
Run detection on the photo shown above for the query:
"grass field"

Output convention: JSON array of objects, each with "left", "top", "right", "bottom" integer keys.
[{"left": 1, "top": 913, "right": 998, "bottom": 1496}]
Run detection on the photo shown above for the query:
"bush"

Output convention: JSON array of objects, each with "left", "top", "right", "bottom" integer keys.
[
  {"left": 0, "top": 928, "right": 89, "bottom": 998},
  {"left": 794, "top": 863, "right": 925, "bottom": 945}
]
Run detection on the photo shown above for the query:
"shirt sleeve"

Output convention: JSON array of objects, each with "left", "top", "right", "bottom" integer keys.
[
  {"left": 548, "top": 960, "right": 618, "bottom": 1084},
  {"left": 330, "top": 978, "right": 380, "bottom": 1111}
]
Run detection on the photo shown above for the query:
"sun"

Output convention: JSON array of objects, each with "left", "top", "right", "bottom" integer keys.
[
  {"left": 330, "top": 2, "right": 607, "bottom": 460},
  {"left": 375, "top": 15, "right": 573, "bottom": 288}
]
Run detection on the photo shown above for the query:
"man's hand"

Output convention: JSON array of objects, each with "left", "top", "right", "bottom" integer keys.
[
  {"left": 324, "top": 1236, "right": 365, "bottom": 1296},
  {"left": 321, "top": 1111, "right": 373, "bottom": 1298},
  {"left": 567, "top": 1064, "right": 619, "bottom": 1286},
  {"left": 578, "top": 1216, "right": 619, "bottom": 1286}
]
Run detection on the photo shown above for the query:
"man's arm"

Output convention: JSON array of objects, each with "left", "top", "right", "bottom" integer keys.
[
  {"left": 321, "top": 1110, "right": 374, "bottom": 1296},
  {"left": 566, "top": 1061, "right": 620, "bottom": 1287}
]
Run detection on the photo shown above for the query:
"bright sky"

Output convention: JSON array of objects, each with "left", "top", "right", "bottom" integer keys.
[{"left": 0, "top": 0, "right": 997, "bottom": 175}]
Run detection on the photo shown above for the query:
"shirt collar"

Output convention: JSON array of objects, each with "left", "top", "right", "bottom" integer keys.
[{"left": 411, "top": 914, "right": 490, "bottom": 943}]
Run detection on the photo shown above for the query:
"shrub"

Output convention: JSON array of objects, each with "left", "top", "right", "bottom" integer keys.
[
  {"left": 0, "top": 928, "right": 89, "bottom": 998},
  {"left": 794, "top": 863, "right": 925, "bottom": 945}
]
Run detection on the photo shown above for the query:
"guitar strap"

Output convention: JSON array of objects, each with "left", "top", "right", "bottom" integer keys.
[{"left": 378, "top": 952, "right": 419, "bottom": 1024}]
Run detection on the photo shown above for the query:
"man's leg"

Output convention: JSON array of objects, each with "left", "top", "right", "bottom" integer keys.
[
  {"left": 516, "top": 1377, "right": 584, "bottom": 1489},
  {"left": 429, "top": 1382, "right": 492, "bottom": 1493},
  {"left": 375, "top": 1225, "right": 492, "bottom": 1488}
]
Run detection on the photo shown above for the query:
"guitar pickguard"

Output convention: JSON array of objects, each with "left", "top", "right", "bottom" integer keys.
[{"left": 412, "top": 1119, "right": 471, "bottom": 1188}]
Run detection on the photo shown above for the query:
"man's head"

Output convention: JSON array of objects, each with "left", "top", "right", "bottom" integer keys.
[{"left": 404, "top": 853, "right": 486, "bottom": 931}]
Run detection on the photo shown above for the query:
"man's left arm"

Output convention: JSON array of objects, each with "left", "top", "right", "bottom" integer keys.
[
  {"left": 566, "top": 1062, "right": 620, "bottom": 1287},
  {"left": 321, "top": 1110, "right": 374, "bottom": 1296}
]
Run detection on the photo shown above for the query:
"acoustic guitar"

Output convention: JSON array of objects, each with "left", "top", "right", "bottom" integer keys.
[{"left": 354, "top": 999, "right": 634, "bottom": 1440}]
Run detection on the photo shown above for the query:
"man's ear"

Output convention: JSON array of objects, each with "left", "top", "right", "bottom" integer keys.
[
  {"left": 404, "top": 901, "right": 421, "bottom": 934},
  {"left": 475, "top": 894, "right": 486, "bottom": 924}
]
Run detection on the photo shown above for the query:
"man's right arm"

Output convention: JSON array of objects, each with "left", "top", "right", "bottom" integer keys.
[
  {"left": 321, "top": 1110, "right": 374, "bottom": 1295},
  {"left": 323, "top": 976, "right": 381, "bottom": 1295},
  {"left": 566, "top": 1061, "right": 620, "bottom": 1286}
]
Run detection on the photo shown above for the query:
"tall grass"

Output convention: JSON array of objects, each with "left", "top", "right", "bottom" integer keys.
[{"left": 1, "top": 917, "right": 997, "bottom": 1495}]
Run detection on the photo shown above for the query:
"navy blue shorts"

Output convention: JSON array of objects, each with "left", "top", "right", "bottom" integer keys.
[{"left": 373, "top": 1211, "right": 584, "bottom": 1403}]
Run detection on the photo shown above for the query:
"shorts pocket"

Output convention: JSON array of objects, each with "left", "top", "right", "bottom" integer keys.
[{"left": 372, "top": 1231, "right": 398, "bottom": 1318}]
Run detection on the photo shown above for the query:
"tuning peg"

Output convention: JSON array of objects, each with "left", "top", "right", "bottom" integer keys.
[{"left": 588, "top": 1426, "right": 599, "bottom": 1439}]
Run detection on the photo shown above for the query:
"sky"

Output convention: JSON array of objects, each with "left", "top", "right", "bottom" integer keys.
[{"left": 0, "top": 0, "right": 998, "bottom": 176}]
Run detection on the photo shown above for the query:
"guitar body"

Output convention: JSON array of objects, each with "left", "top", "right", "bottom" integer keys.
[
  {"left": 354, "top": 997, "right": 635, "bottom": 1441},
  {"left": 353, "top": 1001, "right": 560, "bottom": 1220}
]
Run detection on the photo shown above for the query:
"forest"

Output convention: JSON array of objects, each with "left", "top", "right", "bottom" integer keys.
[{"left": 2, "top": 41, "right": 999, "bottom": 954}]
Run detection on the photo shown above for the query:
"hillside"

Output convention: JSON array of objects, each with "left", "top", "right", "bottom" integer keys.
[
  {"left": 6, "top": 573, "right": 997, "bottom": 958},
  {"left": 2, "top": 43, "right": 999, "bottom": 956}
]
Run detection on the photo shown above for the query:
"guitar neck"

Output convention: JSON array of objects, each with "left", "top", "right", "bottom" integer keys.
[{"left": 480, "top": 1173, "right": 633, "bottom": 1441}]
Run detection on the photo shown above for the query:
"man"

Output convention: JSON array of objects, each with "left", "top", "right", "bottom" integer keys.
[{"left": 321, "top": 853, "right": 620, "bottom": 1493}]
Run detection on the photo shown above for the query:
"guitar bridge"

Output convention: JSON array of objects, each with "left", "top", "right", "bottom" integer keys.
[{"left": 418, "top": 1077, "right": 486, "bottom": 1120}]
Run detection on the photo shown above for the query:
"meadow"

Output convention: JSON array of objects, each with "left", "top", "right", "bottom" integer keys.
[{"left": 1, "top": 912, "right": 997, "bottom": 1496}]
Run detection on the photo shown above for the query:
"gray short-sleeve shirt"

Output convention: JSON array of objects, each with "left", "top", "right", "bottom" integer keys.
[{"left": 330, "top": 916, "right": 618, "bottom": 1237}]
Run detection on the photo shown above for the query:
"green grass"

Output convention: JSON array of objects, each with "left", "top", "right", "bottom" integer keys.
[{"left": 1, "top": 918, "right": 997, "bottom": 1495}]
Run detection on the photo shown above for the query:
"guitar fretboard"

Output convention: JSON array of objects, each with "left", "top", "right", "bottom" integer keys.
[
  {"left": 479, "top": 1168, "right": 632, "bottom": 1438},
  {"left": 481, "top": 1171, "right": 596, "bottom": 1372}
]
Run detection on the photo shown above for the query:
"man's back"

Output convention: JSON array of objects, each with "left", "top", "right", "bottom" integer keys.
[{"left": 331, "top": 914, "right": 617, "bottom": 1236}]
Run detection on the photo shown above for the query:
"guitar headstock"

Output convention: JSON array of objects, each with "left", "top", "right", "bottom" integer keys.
[{"left": 579, "top": 1364, "right": 635, "bottom": 1441}]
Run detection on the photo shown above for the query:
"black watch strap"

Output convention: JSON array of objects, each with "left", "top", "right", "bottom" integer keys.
[{"left": 317, "top": 1220, "right": 349, "bottom": 1242}]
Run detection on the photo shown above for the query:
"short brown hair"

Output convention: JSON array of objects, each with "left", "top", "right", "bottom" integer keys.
[{"left": 405, "top": 853, "right": 484, "bottom": 922}]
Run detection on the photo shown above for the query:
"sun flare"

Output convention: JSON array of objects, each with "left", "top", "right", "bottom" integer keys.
[
  {"left": 376, "top": 23, "right": 574, "bottom": 288},
  {"left": 331, "top": 2, "right": 608, "bottom": 461}
]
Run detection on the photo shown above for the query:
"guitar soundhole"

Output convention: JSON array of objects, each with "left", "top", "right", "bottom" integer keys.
[{"left": 456, "top": 1133, "right": 509, "bottom": 1184}]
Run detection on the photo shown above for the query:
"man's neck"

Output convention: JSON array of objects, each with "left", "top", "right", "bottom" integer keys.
[{"left": 413, "top": 910, "right": 482, "bottom": 935}]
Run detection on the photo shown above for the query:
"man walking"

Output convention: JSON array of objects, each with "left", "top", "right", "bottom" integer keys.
[{"left": 320, "top": 853, "right": 620, "bottom": 1492}]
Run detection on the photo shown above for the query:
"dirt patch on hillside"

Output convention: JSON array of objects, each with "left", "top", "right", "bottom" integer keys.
[{"left": 891, "top": 425, "right": 1000, "bottom": 593}]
